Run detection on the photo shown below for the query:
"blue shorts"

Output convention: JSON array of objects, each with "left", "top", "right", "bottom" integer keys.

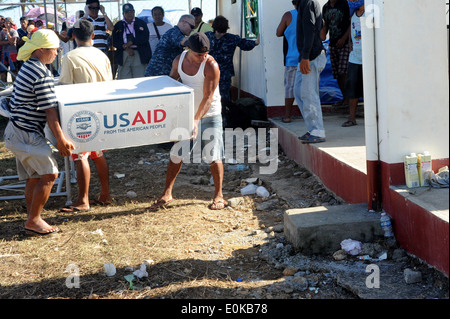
[{"left": 170, "top": 115, "right": 224, "bottom": 164}]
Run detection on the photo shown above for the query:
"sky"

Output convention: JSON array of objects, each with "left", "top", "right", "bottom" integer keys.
[{"left": 0, "top": 0, "right": 217, "bottom": 27}]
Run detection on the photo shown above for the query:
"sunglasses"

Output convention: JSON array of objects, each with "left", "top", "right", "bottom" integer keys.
[
  {"left": 184, "top": 21, "right": 195, "bottom": 29},
  {"left": 88, "top": 6, "right": 100, "bottom": 10}
]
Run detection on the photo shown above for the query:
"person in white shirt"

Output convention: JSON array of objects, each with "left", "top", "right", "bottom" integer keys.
[{"left": 147, "top": 6, "right": 172, "bottom": 54}]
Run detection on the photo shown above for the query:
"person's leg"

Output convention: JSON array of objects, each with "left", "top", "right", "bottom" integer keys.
[
  {"left": 92, "top": 154, "right": 112, "bottom": 204},
  {"left": 299, "top": 53, "right": 327, "bottom": 138},
  {"left": 283, "top": 67, "right": 296, "bottom": 122},
  {"left": 209, "top": 160, "right": 225, "bottom": 209},
  {"left": 60, "top": 156, "right": 91, "bottom": 211},
  {"left": 24, "top": 173, "right": 60, "bottom": 234}
]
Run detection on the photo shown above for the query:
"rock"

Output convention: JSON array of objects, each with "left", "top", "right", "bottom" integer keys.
[
  {"left": 333, "top": 249, "right": 347, "bottom": 261},
  {"left": 290, "top": 276, "right": 309, "bottom": 292},
  {"left": 126, "top": 191, "right": 137, "bottom": 198},
  {"left": 256, "top": 199, "right": 278, "bottom": 211},
  {"left": 392, "top": 248, "right": 408, "bottom": 262},
  {"left": 404, "top": 268, "right": 422, "bottom": 284},
  {"left": 283, "top": 267, "right": 298, "bottom": 276},
  {"left": 228, "top": 197, "right": 245, "bottom": 208}
]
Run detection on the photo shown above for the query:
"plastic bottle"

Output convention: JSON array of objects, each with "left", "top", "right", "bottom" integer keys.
[
  {"left": 240, "top": 184, "right": 258, "bottom": 196},
  {"left": 404, "top": 153, "right": 420, "bottom": 188},
  {"left": 380, "top": 212, "right": 394, "bottom": 237},
  {"left": 417, "top": 151, "right": 432, "bottom": 187}
]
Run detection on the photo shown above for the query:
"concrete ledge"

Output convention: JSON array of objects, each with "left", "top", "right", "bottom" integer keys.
[{"left": 284, "top": 203, "right": 384, "bottom": 254}]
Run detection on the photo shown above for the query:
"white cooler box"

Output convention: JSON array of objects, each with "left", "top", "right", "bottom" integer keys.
[{"left": 54, "top": 76, "right": 194, "bottom": 153}]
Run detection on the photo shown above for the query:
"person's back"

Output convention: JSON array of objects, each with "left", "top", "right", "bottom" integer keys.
[
  {"left": 297, "top": 0, "right": 324, "bottom": 61},
  {"left": 59, "top": 46, "right": 111, "bottom": 84}
]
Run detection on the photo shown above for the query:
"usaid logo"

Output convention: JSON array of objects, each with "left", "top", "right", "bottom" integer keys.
[{"left": 68, "top": 110, "right": 100, "bottom": 143}]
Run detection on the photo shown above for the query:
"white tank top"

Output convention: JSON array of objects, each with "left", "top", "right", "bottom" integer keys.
[{"left": 178, "top": 50, "right": 221, "bottom": 118}]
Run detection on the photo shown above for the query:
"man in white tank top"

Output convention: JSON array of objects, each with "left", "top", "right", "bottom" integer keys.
[{"left": 148, "top": 32, "right": 226, "bottom": 211}]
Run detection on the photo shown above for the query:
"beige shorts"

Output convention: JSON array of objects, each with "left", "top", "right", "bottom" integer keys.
[{"left": 4, "top": 121, "right": 59, "bottom": 180}]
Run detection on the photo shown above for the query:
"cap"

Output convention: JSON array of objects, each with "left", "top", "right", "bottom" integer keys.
[
  {"left": 5, "top": 17, "right": 13, "bottom": 23},
  {"left": 191, "top": 7, "right": 202, "bottom": 15},
  {"left": 123, "top": 3, "right": 135, "bottom": 13},
  {"left": 185, "top": 32, "right": 210, "bottom": 53}
]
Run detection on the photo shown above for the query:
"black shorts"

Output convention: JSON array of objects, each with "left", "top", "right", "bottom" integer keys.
[{"left": 344, "top": 62, "right": 363, "bottom": 99}]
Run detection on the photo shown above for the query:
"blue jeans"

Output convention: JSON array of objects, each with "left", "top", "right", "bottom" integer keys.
[{"left": 294, "top": 51, "right": 327, "bottom": 138}]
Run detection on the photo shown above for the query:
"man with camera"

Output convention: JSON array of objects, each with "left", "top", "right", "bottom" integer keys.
[{"left": 112, "top": 3, "right": 151, "bottom": 79}]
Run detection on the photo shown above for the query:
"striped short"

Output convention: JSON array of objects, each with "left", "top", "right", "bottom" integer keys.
[
  {"left": 284, "top": 66, "right": 297, "bottom": 99},
  {"left": 329, "top": 43, "right": 351, "bottom": 78}
]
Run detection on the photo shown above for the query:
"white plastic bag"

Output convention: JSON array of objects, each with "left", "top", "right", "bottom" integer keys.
[{"left": 340, "top": 239, "right": 362, "bottom": 256}]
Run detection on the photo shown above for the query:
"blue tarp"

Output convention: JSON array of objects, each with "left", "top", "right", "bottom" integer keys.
[{"left": 319, "top": 40, "right": 343, "bottom": 104}]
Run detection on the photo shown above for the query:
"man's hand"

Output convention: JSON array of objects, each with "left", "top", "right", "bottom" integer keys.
[
  {"left": 300, "top": 59, "right": 311, "bottom": 74},
  {"left": 56, "top": 137, "right": 75, "bottom": 157}
]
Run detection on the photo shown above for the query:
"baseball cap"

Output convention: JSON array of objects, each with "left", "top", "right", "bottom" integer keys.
[
  {"left": 185, "top": 32, "right": 210, "bottom": 53},
  {"left": 123, "top": 3, "right": 134, "bottom": 13},
  {"left": 191, "top": 7, "right": 202, "bottom": 15}
]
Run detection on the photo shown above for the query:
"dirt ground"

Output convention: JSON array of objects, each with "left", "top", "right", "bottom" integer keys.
[{"left": 0, "top": 117, "right": 448, "bottom": 303}]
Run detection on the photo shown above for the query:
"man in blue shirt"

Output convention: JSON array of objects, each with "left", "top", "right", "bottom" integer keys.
[{"left": 144, "top": 15, "right": 194, "bottom": 76}]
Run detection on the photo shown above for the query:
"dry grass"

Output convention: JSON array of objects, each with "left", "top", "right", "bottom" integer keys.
[{"left": 0, "top": 117, "right": 291, "bottom": 299}]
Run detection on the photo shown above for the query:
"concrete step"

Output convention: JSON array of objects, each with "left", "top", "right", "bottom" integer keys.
[{"left": 284, "top": 203, "right": 384, "bottom": 254}]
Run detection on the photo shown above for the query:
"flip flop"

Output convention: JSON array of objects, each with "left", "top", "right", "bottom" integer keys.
[
  {"left": 59, "top": 206, "right": 91, "bottom": 213},
  {"left": 24, "top": 227, "right": 61, "bottom": 236},
  {"left": 342, "top": 120, "right": 357, "bottom": 127},
  {"left": 148, "top": 198, "right": 174, "bottom": 212},
  {"left": 209, "top": 199, "right": 228, "bottom": 210},
  {"left": 302, "top": 135, "right": 326, "bottom": 144},
  {"left": 298, "top": 132, "right": 311, "bottom": 141},
  {"left": 89, "top": 198, "right": 112, "bottom": 206}
]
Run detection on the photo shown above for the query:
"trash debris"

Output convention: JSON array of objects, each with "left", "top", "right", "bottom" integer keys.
[
  {"left": 340, "top": 239, "right": 362, "bottom": 256},
  {"left": 380, "top": 212, "right": 394, "bottom": 237},
  {"left": 228, "top": 164, "right": 249, "bottom": 172},
  {"left": 424, "top": 166, "right": 449, "bottom": 188},
  {"left": 104, "top": 263, "right": 116, "bottom": 277},
  {"left": 256, "top": 186, "right": 270, "bottom": 198},
  {"left": 91, "top": 229, "right": 104, "bottom": 236},
  {"left": 124, "top": 274, "right": 135, "bottom": 289},
  {"left": 357, "top": 255, "right": 371, "bottom": 260},
  {"left": 240, "top": 184, "right": 258, "bottom": 196},
  {"left": 333, "top": 249, "right": 347, "bottom": 261},
  {"left": 114, "top": 172, "right": 125, "bottom": 179},
  {"left": 236, "top": 278, "right": 243, "bottom": 282},
  {"left": 133, "top": 264, "right": 148, "bottom": 279}
]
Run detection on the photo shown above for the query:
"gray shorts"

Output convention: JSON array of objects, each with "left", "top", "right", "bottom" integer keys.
[
  {"left": 4, "top": 121, "right": 59, "bottom": 180},
  {"left": 284, "top": 66, "right": 297, "bottom": 99},
  {"left": 170, "top": 116, "right": 224, "bottom": 164}
]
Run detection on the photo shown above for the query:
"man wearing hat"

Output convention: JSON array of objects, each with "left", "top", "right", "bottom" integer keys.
[
  {"left": 4, "top": 29, "right": 75, "bottom": 235},
  {"left": 190, "top": 7, "right": 213, "bottom": 35},
  {"left": 148, "top": 32, "right": 226, "bottom": 211},
  {"left": 112, "top": 3, "right": 151, "bottom": 79}
]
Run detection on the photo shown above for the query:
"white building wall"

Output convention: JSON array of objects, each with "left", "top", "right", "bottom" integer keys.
[{"left": 367, "top": 0, "right": 449, "bottom": 163}]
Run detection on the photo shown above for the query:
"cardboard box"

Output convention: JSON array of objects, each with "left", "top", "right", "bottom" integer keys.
[{"left": 54, "top": 76, "right": 194, "bottom": 153}]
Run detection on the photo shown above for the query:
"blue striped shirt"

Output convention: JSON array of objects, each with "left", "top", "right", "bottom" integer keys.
[{"left": 9, "top": 58, "right": 58, "bottom": 135}]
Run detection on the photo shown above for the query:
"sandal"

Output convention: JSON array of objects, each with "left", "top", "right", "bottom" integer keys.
[
  {"left": 342, "top": 120, "right": 357, "bottom": 127},
  {"left": 147, "top": 198, "right": 174, "bottom": 212},
  {"left": 302, "top": 135, "right": 326, "bottom": 144},
  {"left": 209, "top": 199, "right": 228, "bottom": 210},
  {"left": 298, "top": 132, "right": 311, "bottom": 141}
]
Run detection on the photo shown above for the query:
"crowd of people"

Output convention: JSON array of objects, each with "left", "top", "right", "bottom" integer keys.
[
  {"left": 277, "top": 0, "right": 365, "bottom": 140},
  {"left": 2, "top": 0, "right": 365, "bottom": 235}
]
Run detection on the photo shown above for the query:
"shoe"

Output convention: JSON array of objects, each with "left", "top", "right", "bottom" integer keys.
[
  {"left": 209, "top": 199, "right": 228, "bottom": 210},
  {"left": 281, "top": 118, "right": 292, "bottom": 123},
  {"left": 298, "top": 132, "right": 311, "bottom": 141},
  {"left": 302, "top": 135, "right": 326, "bottom": 144},
  {"left": 147, "top": 198, "right": 174, "bottom": 212},
  {"left": 341, "top": 120, "right": 357, "bottom": 127},
  {"left": 59, "top": 206, "right": 91, "bottom": 213},
  {"left": 24, "top": 227, "right": 61, "bottom": 236}
]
